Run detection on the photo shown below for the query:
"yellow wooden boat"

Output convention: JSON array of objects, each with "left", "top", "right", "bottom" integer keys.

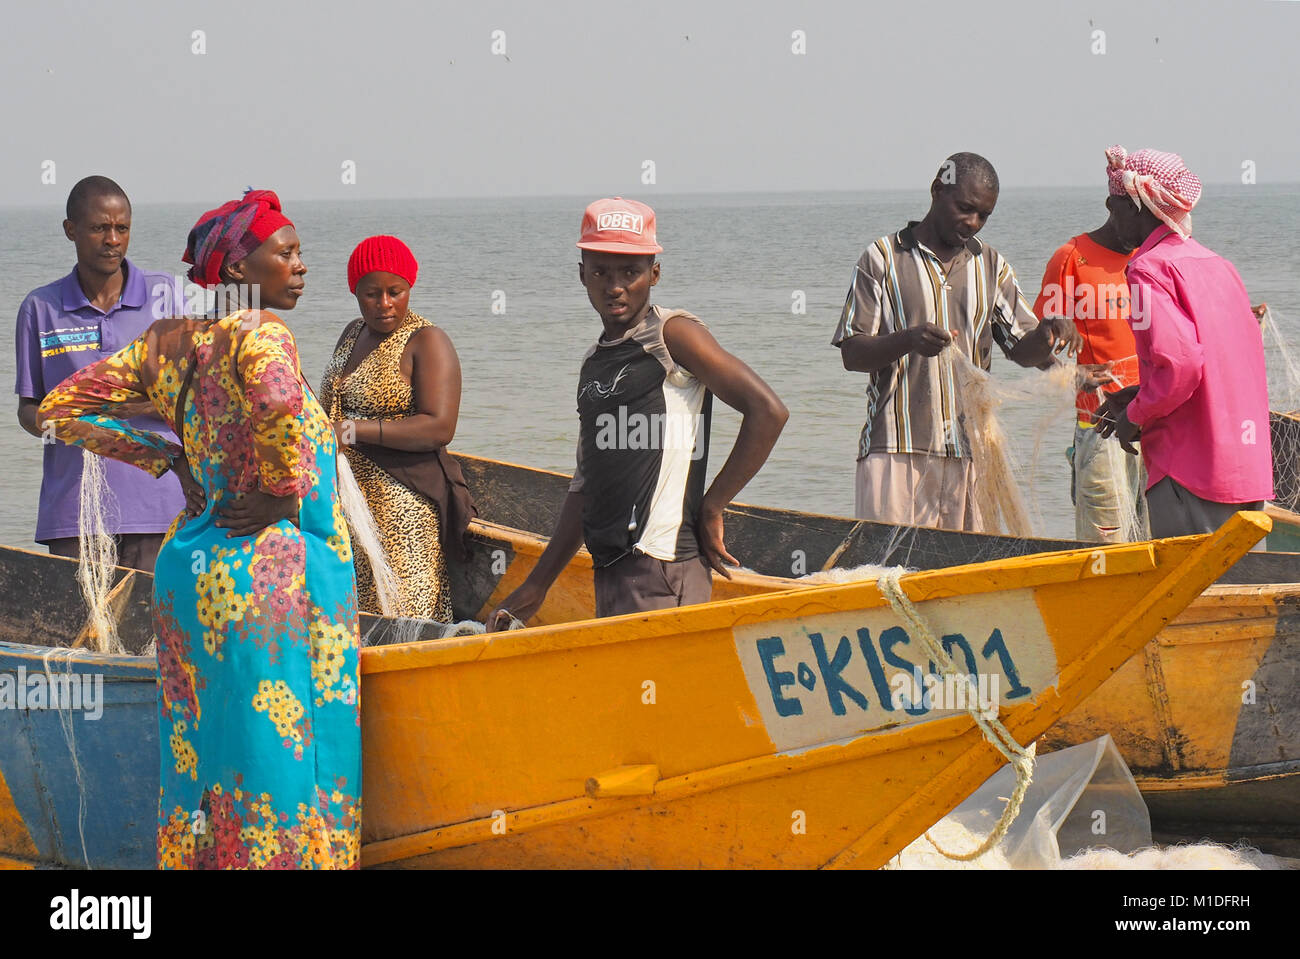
[
  {"left": 464, "top": 526, "right": 1299, "bottom": 851},
  {"left": 359, "top": 514, "right": 1264, "bottom": 868},
  {"left": 448, "top": 454, "right": 1300, "bottom": 855}
]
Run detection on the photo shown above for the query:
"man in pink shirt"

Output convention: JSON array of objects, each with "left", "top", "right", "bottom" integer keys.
[{"left": 1096, "top": 146, "right": 1273, "bottom": 536}]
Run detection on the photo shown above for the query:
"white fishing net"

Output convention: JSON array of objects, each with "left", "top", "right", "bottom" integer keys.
[
  {"left": 940, "top": 346, "right": 1145, "bottom": 543},
  {"left": 1261, "top": 308, "right": 1300, "bottom": 513},
  {"left": 946, "top": 349, "right": 1038, "bottom": 538},
  {"left": 334, "top": 451, "right": 405, "bottom": 621},
  {"left": 1262, "top": 307, "right": 1300, "bottom": 414},
  {"left": 75, "top": 451, "right": 124, "bottom": 655},
  {"left": 799, "top": 563, "right": 905, "bottom": 584},
  {"left": 336, "top": 452, "right": 525, "bottom": 644}
]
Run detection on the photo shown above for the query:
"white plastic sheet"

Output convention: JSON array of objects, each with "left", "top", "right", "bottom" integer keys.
[{"left": 888, "top": 735, "right": 1151, "bottom": 869}]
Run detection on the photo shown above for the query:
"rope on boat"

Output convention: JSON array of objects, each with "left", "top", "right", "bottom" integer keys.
[{"left": 876, "top": 568, "right": 1035, "bottom": 862}]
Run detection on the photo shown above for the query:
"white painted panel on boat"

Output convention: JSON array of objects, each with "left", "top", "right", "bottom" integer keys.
[{"left": 732, "top": 589, "right": 1058, "bottom": 754}]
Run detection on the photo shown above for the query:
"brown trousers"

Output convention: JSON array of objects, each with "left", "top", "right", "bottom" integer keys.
[{"left": 593, "top": 551, "right": 713, "bottom": 618}]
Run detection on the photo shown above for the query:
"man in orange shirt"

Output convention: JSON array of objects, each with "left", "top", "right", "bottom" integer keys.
[{"left": 1033, "top": 178, "right": 1148, "bottom": 542}]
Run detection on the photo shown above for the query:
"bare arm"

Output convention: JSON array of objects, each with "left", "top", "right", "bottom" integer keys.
[
  {"left": 1007, "top": 316, "right": 1081, "bottom": 368},
  {"left": 17, "top": 396, "right": 42, "bottom": 438},
  {"left": 339, "top": 327, "right": 462, "bottom": 451},
  {"left": 664, "top": 315, "right": 788, "bottom": 576},
  {"left": 840, "top": 325, "right": 951, "bottom": 372},
  {"left": 486, "top": 490, "right": 586, "bottom": 630}
]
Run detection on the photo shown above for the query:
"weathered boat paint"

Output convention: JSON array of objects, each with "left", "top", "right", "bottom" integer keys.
[
  {"left": 357, "top": 516, "right": 1263, "bottom": 867},
  {"left": 453, "top": 452, "right": 1300, "bottom": 854},
  {"left": 0, "top": 642, "right": 157, "bottom": 869}
]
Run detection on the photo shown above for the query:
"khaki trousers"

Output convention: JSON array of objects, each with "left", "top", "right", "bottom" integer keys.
[{"left": 854, "top": 452, "right": 984, "bottom": 533}]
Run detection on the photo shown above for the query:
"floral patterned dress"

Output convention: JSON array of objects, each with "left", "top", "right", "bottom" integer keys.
[{"left": 38, "top": 309, "right": 361, "bottom": 870}]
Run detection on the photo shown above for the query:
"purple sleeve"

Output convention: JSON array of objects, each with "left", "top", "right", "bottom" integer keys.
[
  {"left": 1126, "top": 268, "right": 1205, "bottom": 428},
  {"left": 14, "top": 296, "right": 44, "bottom": 399}
]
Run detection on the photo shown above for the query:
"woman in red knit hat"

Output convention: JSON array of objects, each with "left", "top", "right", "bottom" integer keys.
[{"left": 319, "top": 235, "right": 471, "bottom": 621}]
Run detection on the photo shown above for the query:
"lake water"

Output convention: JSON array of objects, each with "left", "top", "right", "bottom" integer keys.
[{"left": 2, "top": 185, "right": 1297, "bottom": 550}]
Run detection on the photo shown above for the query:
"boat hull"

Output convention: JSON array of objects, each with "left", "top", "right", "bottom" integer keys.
[
  {"left": 0, "top": 644, "right": 156, "bottom": 869},
  {"left": 358, "top": 520, "right": 1262, "bottom": 868},
  {"left": 1039, "top": 583, "right": 1300, "bottom": 854},
  {"left": 452, "top": 453, "right": 1300, "bottom": 853}
]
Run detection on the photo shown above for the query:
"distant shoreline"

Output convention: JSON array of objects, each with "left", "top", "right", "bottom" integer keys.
[{"left": 3, "top": 182, "right": 1298, "bottom": 211}]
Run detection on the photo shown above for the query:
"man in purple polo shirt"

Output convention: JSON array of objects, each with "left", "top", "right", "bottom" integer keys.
[{"left": 14, "top": 175, "right": 185, "bottom": 571}]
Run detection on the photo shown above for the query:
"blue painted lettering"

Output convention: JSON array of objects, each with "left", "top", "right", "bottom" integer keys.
[
  {"left": 982, "top": 628, "right": 1031, "bottom": 698},
  {"left": 856, "top": 627, "right": 895, "bottom": 712},
  {"left": 808, "top": 632, "right": 869, "bottom": 715},
  {"left": 756, "top": 636, "right": 803, "bottom": 716},
  {"left": 880, "top": 626, "right": 928, "bottom": 716},
  {"left": 942, "top": 634, "right": 979, "bottom": 677}
]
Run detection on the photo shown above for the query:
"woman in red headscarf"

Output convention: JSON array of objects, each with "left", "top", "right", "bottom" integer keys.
[
  {"left": 319, "top": 235, "right": 472, "bottom": 622},
  {"left": 38, "top": 190, "right": 362, "bottom": 870}
]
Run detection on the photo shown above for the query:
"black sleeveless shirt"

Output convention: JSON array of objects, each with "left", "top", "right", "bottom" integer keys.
[{"left": 569, "top": 306, "right": 713, "bottom": 567}]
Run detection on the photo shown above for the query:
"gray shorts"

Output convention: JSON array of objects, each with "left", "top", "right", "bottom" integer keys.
[
  {"left": 1145, "top": 476, "right": 1264, "bottom": 539},
  {"left": 593, "top": 551, "right": 713, "bottom": 618}
]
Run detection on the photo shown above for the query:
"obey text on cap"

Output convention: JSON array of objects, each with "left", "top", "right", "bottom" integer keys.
[{"left": 596, "top": 212, "right": 644, "bottom": 234}]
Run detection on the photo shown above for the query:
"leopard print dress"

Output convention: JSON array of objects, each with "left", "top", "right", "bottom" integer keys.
[{"left": 318, "top": 311, "right": 453, "bottom": 621}]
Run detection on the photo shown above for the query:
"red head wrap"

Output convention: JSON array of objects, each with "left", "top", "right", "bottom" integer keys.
[{"left": 182, "top": 189, "right": 294, "bottom": 288}]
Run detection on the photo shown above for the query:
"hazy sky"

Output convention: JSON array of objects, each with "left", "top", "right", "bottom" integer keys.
[{"left": 2, "top": 0, "right": 1297, "bottom": 206}]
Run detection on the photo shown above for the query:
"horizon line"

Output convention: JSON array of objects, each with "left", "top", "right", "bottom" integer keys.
[{"left": 2, "top": 180, "right": 1296, "bottom": 210}]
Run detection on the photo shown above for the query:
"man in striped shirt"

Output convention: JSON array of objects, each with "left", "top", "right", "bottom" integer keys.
[{"left": 833, "top": 153, "right": 1079, "bottom": 533}]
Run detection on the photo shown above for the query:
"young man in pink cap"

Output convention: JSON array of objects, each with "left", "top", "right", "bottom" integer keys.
[
  {"left": 1096, "top": 147, "right": 1273, "bottom": 535},
  {"left": 489, "top": 197, "right": 788, "bottom": 624}
]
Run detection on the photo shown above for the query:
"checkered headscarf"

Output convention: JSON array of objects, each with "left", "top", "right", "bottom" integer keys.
[{"left": 1105, "top": 145, "right": 1202, "bottom": 238}]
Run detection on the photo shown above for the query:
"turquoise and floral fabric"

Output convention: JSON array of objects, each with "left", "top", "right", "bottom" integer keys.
[{"left": 39, "top": 309, "right": 361, "bottom": 869}]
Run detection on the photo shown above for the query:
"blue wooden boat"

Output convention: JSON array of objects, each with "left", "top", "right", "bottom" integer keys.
[{"left": 0, "top": 550, "right": 157, "bottom": 869}]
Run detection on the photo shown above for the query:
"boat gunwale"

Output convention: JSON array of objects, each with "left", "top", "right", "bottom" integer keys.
[
  {"left": 0, "top": 640, "right": 155, "bottom": 675},
  {"left": 456, "top": 450, "right": 1300, "bottom": 556},
  {"left": 1135, "top": 759, "right": 1300, "bottom": 791},
  {"left": 0, "top": 520, "right": 1285, "bottom": 670},
  {"left": 360, "top": 535, "right": 1174, "bottom": 674}
]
